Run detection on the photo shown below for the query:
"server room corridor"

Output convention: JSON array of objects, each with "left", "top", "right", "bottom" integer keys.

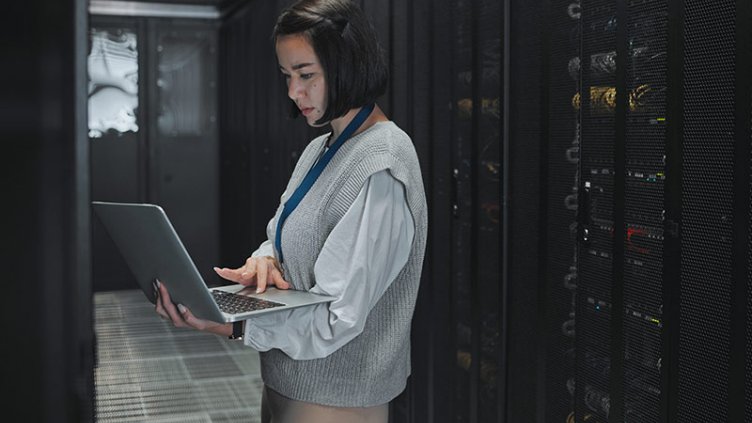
[{"left": 7, "top": 0, "right": 752, "bottom": 422}]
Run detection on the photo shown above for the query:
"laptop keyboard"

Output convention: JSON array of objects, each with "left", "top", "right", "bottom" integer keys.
[{"left": 211, "top": 290, "right": 285, "bottom": 314}]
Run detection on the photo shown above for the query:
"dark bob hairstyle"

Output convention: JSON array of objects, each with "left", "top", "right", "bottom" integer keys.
[{"left": 272, "top": 0, "right": 388, "bottom": 125}]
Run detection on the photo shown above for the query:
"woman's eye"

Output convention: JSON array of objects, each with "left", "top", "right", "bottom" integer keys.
[{"left": 300, "top": 73, "right": 313, "bottom": 80}]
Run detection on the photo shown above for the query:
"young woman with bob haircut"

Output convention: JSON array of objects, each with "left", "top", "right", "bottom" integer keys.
[{"left": 154, "top": 1, "right": 427, "bottom": 421}]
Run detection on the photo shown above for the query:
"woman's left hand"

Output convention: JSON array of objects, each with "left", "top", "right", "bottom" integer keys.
[
  {"left": 154, "top": 279, "right": 232, "bottom": 337},
  {"left": 213, "top": 255, "right": 290, "bottom": 293}
]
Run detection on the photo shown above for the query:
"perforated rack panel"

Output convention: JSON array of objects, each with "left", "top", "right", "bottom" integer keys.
[
  {"left": 544, "top": 1, "right": 581, "bottom": 421},
  {"left": 577, "top": 1, "right": 617, "bottom": 421},
  {"left": 679, "top": 1, "right": 736, "bottom": 421},
  {"left": 622, "top": 1, "right": 668, "bottom": 422}
]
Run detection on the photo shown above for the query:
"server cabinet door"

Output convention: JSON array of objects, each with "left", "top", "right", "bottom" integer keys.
[
  {"left": 90, "top": 18, "right": 219, "bottom": 292},
  {"left": 89, "top": 22, "right": 144, "bottom": 292},
  {"left": 149, "top": 22, "right": 219, "bottom": 287}
]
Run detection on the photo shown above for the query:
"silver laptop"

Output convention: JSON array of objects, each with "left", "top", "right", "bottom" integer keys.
[{"left": 92, "top": 201, "right": 335, "bottom": 323}]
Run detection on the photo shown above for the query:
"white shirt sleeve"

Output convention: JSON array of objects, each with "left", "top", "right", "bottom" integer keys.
[
  {"left": 250, "top": 211, "right": 279, "bottom": 258},
  {"left": 251, "top": 239, "right": 274, "bottom": 258},
  {"left": 242, "top": 169, "right": 415, "bottom": 360}
]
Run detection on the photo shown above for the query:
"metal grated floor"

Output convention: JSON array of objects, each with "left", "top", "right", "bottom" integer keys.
[{"left": 94, "top": 290, "right": 263, "bottom": 422}]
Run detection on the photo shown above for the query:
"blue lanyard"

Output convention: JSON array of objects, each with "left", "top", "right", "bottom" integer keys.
[{"left": 274, "top": 104, "right": 375, "bottom": 263}]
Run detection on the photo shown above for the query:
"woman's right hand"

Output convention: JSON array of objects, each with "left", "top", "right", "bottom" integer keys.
[
  {"left": 213, "top": 256, "right": 291, "bottom": 293},
  {"left": 153, "top": 280, "right": 232, "bottom": 337}
]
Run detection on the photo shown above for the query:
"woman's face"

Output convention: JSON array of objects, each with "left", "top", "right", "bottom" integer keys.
[{"left": 276, "top": 34, "right": 327, "bottom": 127}]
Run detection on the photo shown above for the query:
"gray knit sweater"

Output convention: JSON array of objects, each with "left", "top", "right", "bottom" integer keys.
[{"left": 260, "top": 121, "right": 428, "bottom": 407}]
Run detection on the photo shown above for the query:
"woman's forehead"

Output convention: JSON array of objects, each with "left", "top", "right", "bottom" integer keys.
[{"left": 276, "top": 34, "right": 319, "bottom": 67}]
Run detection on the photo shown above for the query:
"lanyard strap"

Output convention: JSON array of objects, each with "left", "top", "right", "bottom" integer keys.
[{"left": 274, "top": 104, "right": 375, "bottom": 262}]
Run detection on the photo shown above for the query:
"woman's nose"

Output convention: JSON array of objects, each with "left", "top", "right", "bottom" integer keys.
[{"left": 288, "top": 77, "right": 304, "bottom": 100}]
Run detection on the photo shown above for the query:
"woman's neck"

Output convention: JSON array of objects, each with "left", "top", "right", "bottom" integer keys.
[{"left": 329, "top": 104, "right": 388, "bottom": 143}]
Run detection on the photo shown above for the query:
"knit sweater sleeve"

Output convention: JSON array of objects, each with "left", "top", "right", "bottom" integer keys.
[{"left": 242, "top": 170, "right": 415, "bottom": 359}]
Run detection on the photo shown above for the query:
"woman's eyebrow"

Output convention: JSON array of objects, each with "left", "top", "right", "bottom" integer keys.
[
  {"left": 280, "top": 62, "right": 315, "bottom": 72},
  {"left": 292, "top": 62, "right": 314, "bottom": 70}
]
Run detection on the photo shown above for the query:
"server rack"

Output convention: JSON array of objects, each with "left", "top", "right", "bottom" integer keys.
[
  {"left": 540, "top": 1, "right": 752, "bottom": 422},
  {"left": 575, "top": 0, "right": 669, "bottom": 421}
]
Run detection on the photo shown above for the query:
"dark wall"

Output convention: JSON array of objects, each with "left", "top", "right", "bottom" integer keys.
[{"left": 1, "top": 0, "right": 93, "bottom": 421}]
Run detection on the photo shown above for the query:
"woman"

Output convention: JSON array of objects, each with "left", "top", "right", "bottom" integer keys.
[{"left": 155, "top": 1, "right": 427, "bottom": 421}]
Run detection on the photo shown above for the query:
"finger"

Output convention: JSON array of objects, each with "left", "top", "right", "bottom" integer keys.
[
  {"left": 214, "top": 267, "right": 245, "bottom": 283},
  {"left": 241, "top": 259, "right": 258, "bottom": 286},
  {"left": 180, "top": 305, "right": 231, "bottom": 336},
  {"left": 158, "top": 283, "right": 186, "bottom": 327},
  {"left": 155, "top": 294, "right": 168, "bottom": 318},
  {"left": 256, "top": 260, "right": 268, "bottom": 293},
  {"left": 165, "top": 304, "right": 186, "bottom": 328},
  {"left": 154, "top": 297, "right": 169, "bottom": 320},
  {"left": 154, "top": 281, "right": 170, "bottom": 319},
  {"left": 177, "top": 304, "right": 204, "bottom": 331},
  {"left": 270, "top": 269, "right": 290, "bottom": 290},
  {"left": 157, "top": 280, "right": 171, "bottom": 304}
]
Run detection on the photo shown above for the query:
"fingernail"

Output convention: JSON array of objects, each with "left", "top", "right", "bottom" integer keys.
[
  {"left": 177, "top": 304, "right": 186, "bottom": 313},
  {"left": 255, "top": 288, "right": 261, "bottom": 294},
  {"left": 242, "top": 273, "right": 249, "bottom": 278},
  {"left": 213, "top": 267, "right": 220, "bottom": 271},
  {"left": 155, "top": 280, "right": 161, "bottom": 288}
]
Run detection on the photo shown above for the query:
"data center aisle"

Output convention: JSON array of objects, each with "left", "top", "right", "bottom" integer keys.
[{"left": 94, "top": 290, "right": 263, "bottom": 422}]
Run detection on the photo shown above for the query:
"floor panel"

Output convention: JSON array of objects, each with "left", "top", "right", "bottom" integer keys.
[{"left": 95, "top": 290, "right": 262, "bottom": 423}]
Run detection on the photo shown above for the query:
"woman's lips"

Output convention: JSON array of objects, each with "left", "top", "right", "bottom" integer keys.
[{"left": 301, "top": 107, "right": 314, "bottom": 116}]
